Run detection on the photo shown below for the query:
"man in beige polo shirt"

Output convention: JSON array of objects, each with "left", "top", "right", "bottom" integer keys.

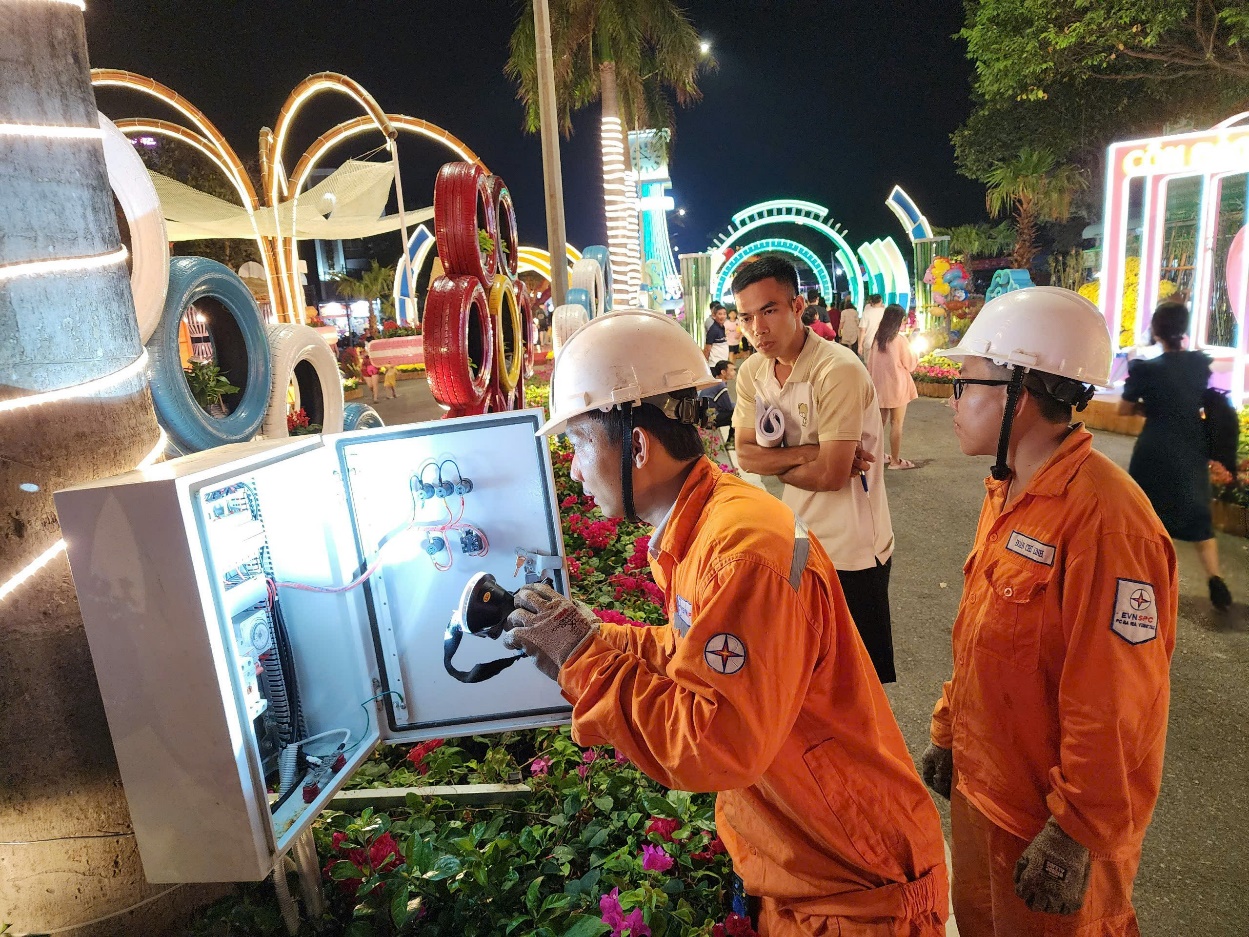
[{"left": 731, "top": 256, "right": 897, "bottom": 682}]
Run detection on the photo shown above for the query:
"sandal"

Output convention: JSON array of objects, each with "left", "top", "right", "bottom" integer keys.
[{"left": 887, "top": 458, "right": 917, "bottom": 470}]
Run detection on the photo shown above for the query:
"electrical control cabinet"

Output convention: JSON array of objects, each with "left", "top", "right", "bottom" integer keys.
[{"left": 54, "top": 410, "right": 570, "bottom": 883}]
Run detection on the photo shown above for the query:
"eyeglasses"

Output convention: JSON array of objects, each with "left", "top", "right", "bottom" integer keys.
[{"left": 952, "top": 378, "right": 1012, "bottom": 400}]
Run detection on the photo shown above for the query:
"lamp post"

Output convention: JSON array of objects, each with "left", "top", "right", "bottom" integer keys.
[{"left": 533, "top": 0, "right": 569, "bottom": 308}]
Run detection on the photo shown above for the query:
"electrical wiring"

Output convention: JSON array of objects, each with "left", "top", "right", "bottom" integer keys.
[{"left": 344, "top": 690, "right": 406, "bottom": 755}]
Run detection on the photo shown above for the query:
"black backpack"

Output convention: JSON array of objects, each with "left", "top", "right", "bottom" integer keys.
[{"left": 1203, "top": 387, "right": 1240, "bottom": 476}]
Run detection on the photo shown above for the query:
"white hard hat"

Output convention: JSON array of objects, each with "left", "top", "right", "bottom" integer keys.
[
  {"left": 537, "top": 308, "right": 717, "bottom": 436},
  {"left": 940, "top": 286, "right": 1112, "bottom": 387}
]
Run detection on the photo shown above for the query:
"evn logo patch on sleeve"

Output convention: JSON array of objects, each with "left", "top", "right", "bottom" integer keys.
[{"left": 1110, "top": 579, "right": 1158, "bottom": 645}]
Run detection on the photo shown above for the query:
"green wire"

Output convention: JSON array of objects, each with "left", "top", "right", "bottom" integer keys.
[{"left": 344, "top": 689, "right": 406, "bottom": 755}]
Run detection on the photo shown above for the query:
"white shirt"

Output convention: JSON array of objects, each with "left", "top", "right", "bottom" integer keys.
[
  {"left": 733, "top": 331, "right": 894, "bottom": 571},
  {"left": 860, "top": 303, "right": 886, "bottom": 363}
]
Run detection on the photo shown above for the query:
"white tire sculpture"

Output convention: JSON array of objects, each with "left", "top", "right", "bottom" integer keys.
[
  {"left": 99, "top": 113, "right": 169, "bottom": 344},
  {"left": 570, "top": 258, "right": 607, "bottom": 318},
  {"left": 261, "top": 323, "right": 346, "bottom": 438},
  {"left": 551, "top": 303, "right": 590, "bottom": 357}
]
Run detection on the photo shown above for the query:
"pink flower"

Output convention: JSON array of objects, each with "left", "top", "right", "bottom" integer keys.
[
  {"left": 529, "top": 756, "right": 550, "bottom": 776},
  {"left": 644, "top": 817, "right": 680, "bottom": 842},
  {"left": 583, "top": 749, "right": 599, "bottom": 763},
  {"left": 621, "top": 908, "right": 650, "bottom": 936},
  {"left": 331, "top": 831, "right": 348, "bottom": 851},
  {"left": 600, "top": 887, "right": 627, "bottom": 935},
  {"left": 641, "top": 843, "right": 674, "bottom": 872},
  {"left": 614, "top": 749, "right": 630, "bottom": 766},
  {"left": 713, "top": 913, "right": 759, "bottom": 937},
  {"left": 577, "top": 763, "right": 590, "bottom": 779}
]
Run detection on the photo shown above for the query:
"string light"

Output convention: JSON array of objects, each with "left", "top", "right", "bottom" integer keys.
[
  {"left": 0, "top": 350, "right": 147, "bottom": 415},
  {"left": 0, "top": 246, "right": 128, "bottom": 285},
  {"left": 0, "top": 123, "right": 102, "bottom": 140},
  {"left": 0, "top": 540, "right": 67, "bottom": 603}
]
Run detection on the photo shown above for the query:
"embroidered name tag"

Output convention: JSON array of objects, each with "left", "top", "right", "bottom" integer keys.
[
  {"left": 1111, "top": 579, "right": 1158, "bottom": 645},
  {"left": 674, "top": 595, "right": 693, "bottom": 637},
  {"left": 1006, "top": 530, "right": 1056, "bottom": 567}
]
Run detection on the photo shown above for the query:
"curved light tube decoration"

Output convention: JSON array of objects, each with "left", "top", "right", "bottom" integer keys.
[{"left": 713, "top": 238, "right": 834, "bottom": 303}]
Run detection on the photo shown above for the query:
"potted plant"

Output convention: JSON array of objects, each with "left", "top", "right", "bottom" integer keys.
[
  {"left": 286, "top": 407, "right": 322, "bottom": 437},
  {"left": 185, "top": 359, "right": 239, "bottom": 417}
]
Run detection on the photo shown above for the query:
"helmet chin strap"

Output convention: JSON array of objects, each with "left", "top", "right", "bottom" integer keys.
[
  {"left": 991, "top": 368, "right": 1027, "bottom": 482},
  {"left": 620, "top": 402, "right": 640, "bottom": 523}
]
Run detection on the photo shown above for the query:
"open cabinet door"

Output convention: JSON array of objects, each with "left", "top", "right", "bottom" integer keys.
[{"left": 331, "top": 409, "right": 572, "bottom": 744}]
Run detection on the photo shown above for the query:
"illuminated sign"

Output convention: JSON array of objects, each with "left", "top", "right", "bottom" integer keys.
[{"left": 1120, "top": 130, "right": 1249, "bottom": 178}]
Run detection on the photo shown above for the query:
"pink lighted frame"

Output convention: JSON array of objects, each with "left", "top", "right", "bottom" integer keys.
[{"left": 1099, "top": 113, "right": 1249, "bottom": 405}]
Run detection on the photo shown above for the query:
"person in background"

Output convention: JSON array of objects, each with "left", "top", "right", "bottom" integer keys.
[
  {"left": 867, "top": 304, "right": 919, "bottom": 470},
  {"left": 922, "top": 287, "right": 1177, "bottom": 937},
  {"left": 706, "top": 299, "right": 723, "bottom": 332},
  {"left": 859, "top": 293, "right": 886, "bottom": 364},
  {"left": 806, "top": 288, "right": 830, "bottom": 324},
  {"left": 732, "top": 256, "right": 898, "bottom": 684},
  {"left": 700, "top": 359, "right": 737, "bottom": 449},
  {"left": 704, "top": 305, "right": 730, "bottom": 367},
  {"left": 360, "top": 353, "right": 381, "bottom": 403},
  {"left": 724, "top": 309, "right": 743, "bottom": 361},
  {"left": 802, "top": 307, "right": 838, "bottom": 342},
  {"left": 827, "top": 298, "right": 843, "bottom": 338},
  {"left": 838, "top": 300, "right": 860, "bottom": 356},
  {"left": 1119, "top": 301, "right": 1233, "bottom": 609},
  {"left": 503, "top": 309, "right": 948, "bottom": 936},
  {"left": 382, "top": 361, "right": 399, "bottom": 399}
]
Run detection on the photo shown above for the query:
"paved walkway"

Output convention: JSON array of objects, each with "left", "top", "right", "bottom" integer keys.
[{"left": 369, "top": 377, "right": 1249, "bottom": 934}]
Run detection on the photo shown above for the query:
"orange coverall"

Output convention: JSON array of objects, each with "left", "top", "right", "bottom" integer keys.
[
  {"left": 931, "top": 428, "right": 1177, "bottom": 936},
  {"left": 561, "top": 458, "right": 948, "bottom": 936}
]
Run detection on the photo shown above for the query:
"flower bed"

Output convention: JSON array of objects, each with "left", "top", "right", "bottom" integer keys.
[
  {"left": 197, "top": 374, "right": 753, "bottom": 936},
  {"left": 1208, "top": 409, "right": 1249, "bottom": 538},
  {"left": 912, "top": 353, "right": 960, "bottom": 398}
]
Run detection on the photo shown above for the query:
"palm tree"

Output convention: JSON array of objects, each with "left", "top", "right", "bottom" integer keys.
[
  {"left": 937, "top": 222, "right": 1015, "bottom": 262},
  {"left": 507, "top": 0, "right": 710, "bottom": 306},
  {"left": 329, "top": 259, "right": 397, "bottom": 333},
  {"left": 0, "top": 1, "right": 199, "bottom": 929},
  {"left": 984, "top": 147, "right": 1085, "bottom": 271}
]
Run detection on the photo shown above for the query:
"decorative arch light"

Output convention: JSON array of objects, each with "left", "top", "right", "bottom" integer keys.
[
  {"left": 713, "top": 237, "right": 834, "bottom": 303},
  {"left": 709, "top": 199, "right": 864, "bottom": 308},
  {"left": 517, "top": 244, "right": 583, "bottom": 283}
]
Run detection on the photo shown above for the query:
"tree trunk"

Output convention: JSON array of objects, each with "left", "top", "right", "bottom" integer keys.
[
  {"left": 1013, "top": 201, "right": 1039, "bottom": 271},
  {"left": 0, "top": 3, "right": 225, "bottom": 931},
  {"left": 599, "top": 61, "right": 640, "bottom": 307}
]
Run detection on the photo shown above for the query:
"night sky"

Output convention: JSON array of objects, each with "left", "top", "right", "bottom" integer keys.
[{"left": 85, "top": 0, "right": 987, "bottom": 262}]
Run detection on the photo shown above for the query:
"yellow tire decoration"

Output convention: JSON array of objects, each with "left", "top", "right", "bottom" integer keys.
[{"left": 489, "top": 274, "right": 523, "bottom": 395}]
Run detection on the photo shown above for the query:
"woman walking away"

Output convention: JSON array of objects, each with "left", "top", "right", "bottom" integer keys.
[
  {"left": 1121, "top": 302, "right": 1233, "bottom": 609},
  {"left": 867, "top": 304, "right": 919, "bottom": 469}
]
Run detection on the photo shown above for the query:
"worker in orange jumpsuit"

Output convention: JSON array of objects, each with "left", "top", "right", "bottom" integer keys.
[
  {"left": 920, "top": 288, "right": 1177, "bottom": 936},
  {"left": 504, "top": 310, "right": 948, "bottom": 936}
]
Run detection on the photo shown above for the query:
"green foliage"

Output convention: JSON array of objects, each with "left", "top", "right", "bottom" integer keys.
[
  {"left": 983, "top": 147, "right": 1085, "bottom": 271},
  {"left": 330, "top": 260, "right": 397, "bottom": 333},
  {"left": 505, "top": 0, "right": 712, "bottom": 137},
  {"left": 478, "top": 228, "right": 497, "bottom": 258},
  {"left": 185, "top": 359, "right": 239, "bottom": 410},
  {"left": 954, "top": 1, "right": 1249, "bottom": 185},
  {"left": 194, "top": 731, "right": 733, "bottom": 936},
  {"left": 934, "top": 222, "right": 1015, "bottom": 261}
]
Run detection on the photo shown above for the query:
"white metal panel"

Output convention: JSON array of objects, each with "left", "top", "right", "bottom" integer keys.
[{"left": 331, "top": 409, "right": 572, "bottom": 744}]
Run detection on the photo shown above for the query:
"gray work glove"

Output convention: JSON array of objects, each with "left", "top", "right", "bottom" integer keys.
[
  {"left": 503, "top": 582, "right": 600, "bottom": 680},
  {"left": 919, "top": 744, "right": 953, "bottom": 799},
  {"left": 1013, "top": 817, "right": 1092, "bottom": 915}
]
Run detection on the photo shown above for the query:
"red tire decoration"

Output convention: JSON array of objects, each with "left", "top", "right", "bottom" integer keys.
[
  {"left": 490, "top": 175, "right": 520, "bottom": 280},
  {"left": 423, "top": 275, "right": 494, "bottom": 408},
  {"left": 433, "top": 162, "right": 498, "bottom": 285},
  {"left": 517, "top": 281, "right": 536, "bottom": 379},
  {"left": 488, "top": 274, "right": 523, "bottom": 395},
  {"left": 445, "top": 400, "right": 489, "bottom": 419}
]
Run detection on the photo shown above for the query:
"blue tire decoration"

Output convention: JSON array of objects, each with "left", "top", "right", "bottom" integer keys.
[
  {"left": 582, "top": 246, "right": 612, "bottom": 310},
  {"left": 147, "top": 256, "right": 273, "bottom": 452},
  {"left": 343, "top": 402, "right": 385, "bottom": 431},
  {"left": 566, "top": 287, "right": 592, "bottom": 316}
]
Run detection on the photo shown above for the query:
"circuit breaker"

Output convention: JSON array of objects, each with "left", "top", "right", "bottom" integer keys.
[{"left": 54, "top": 410, "right": 570, "bottom": 883}]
